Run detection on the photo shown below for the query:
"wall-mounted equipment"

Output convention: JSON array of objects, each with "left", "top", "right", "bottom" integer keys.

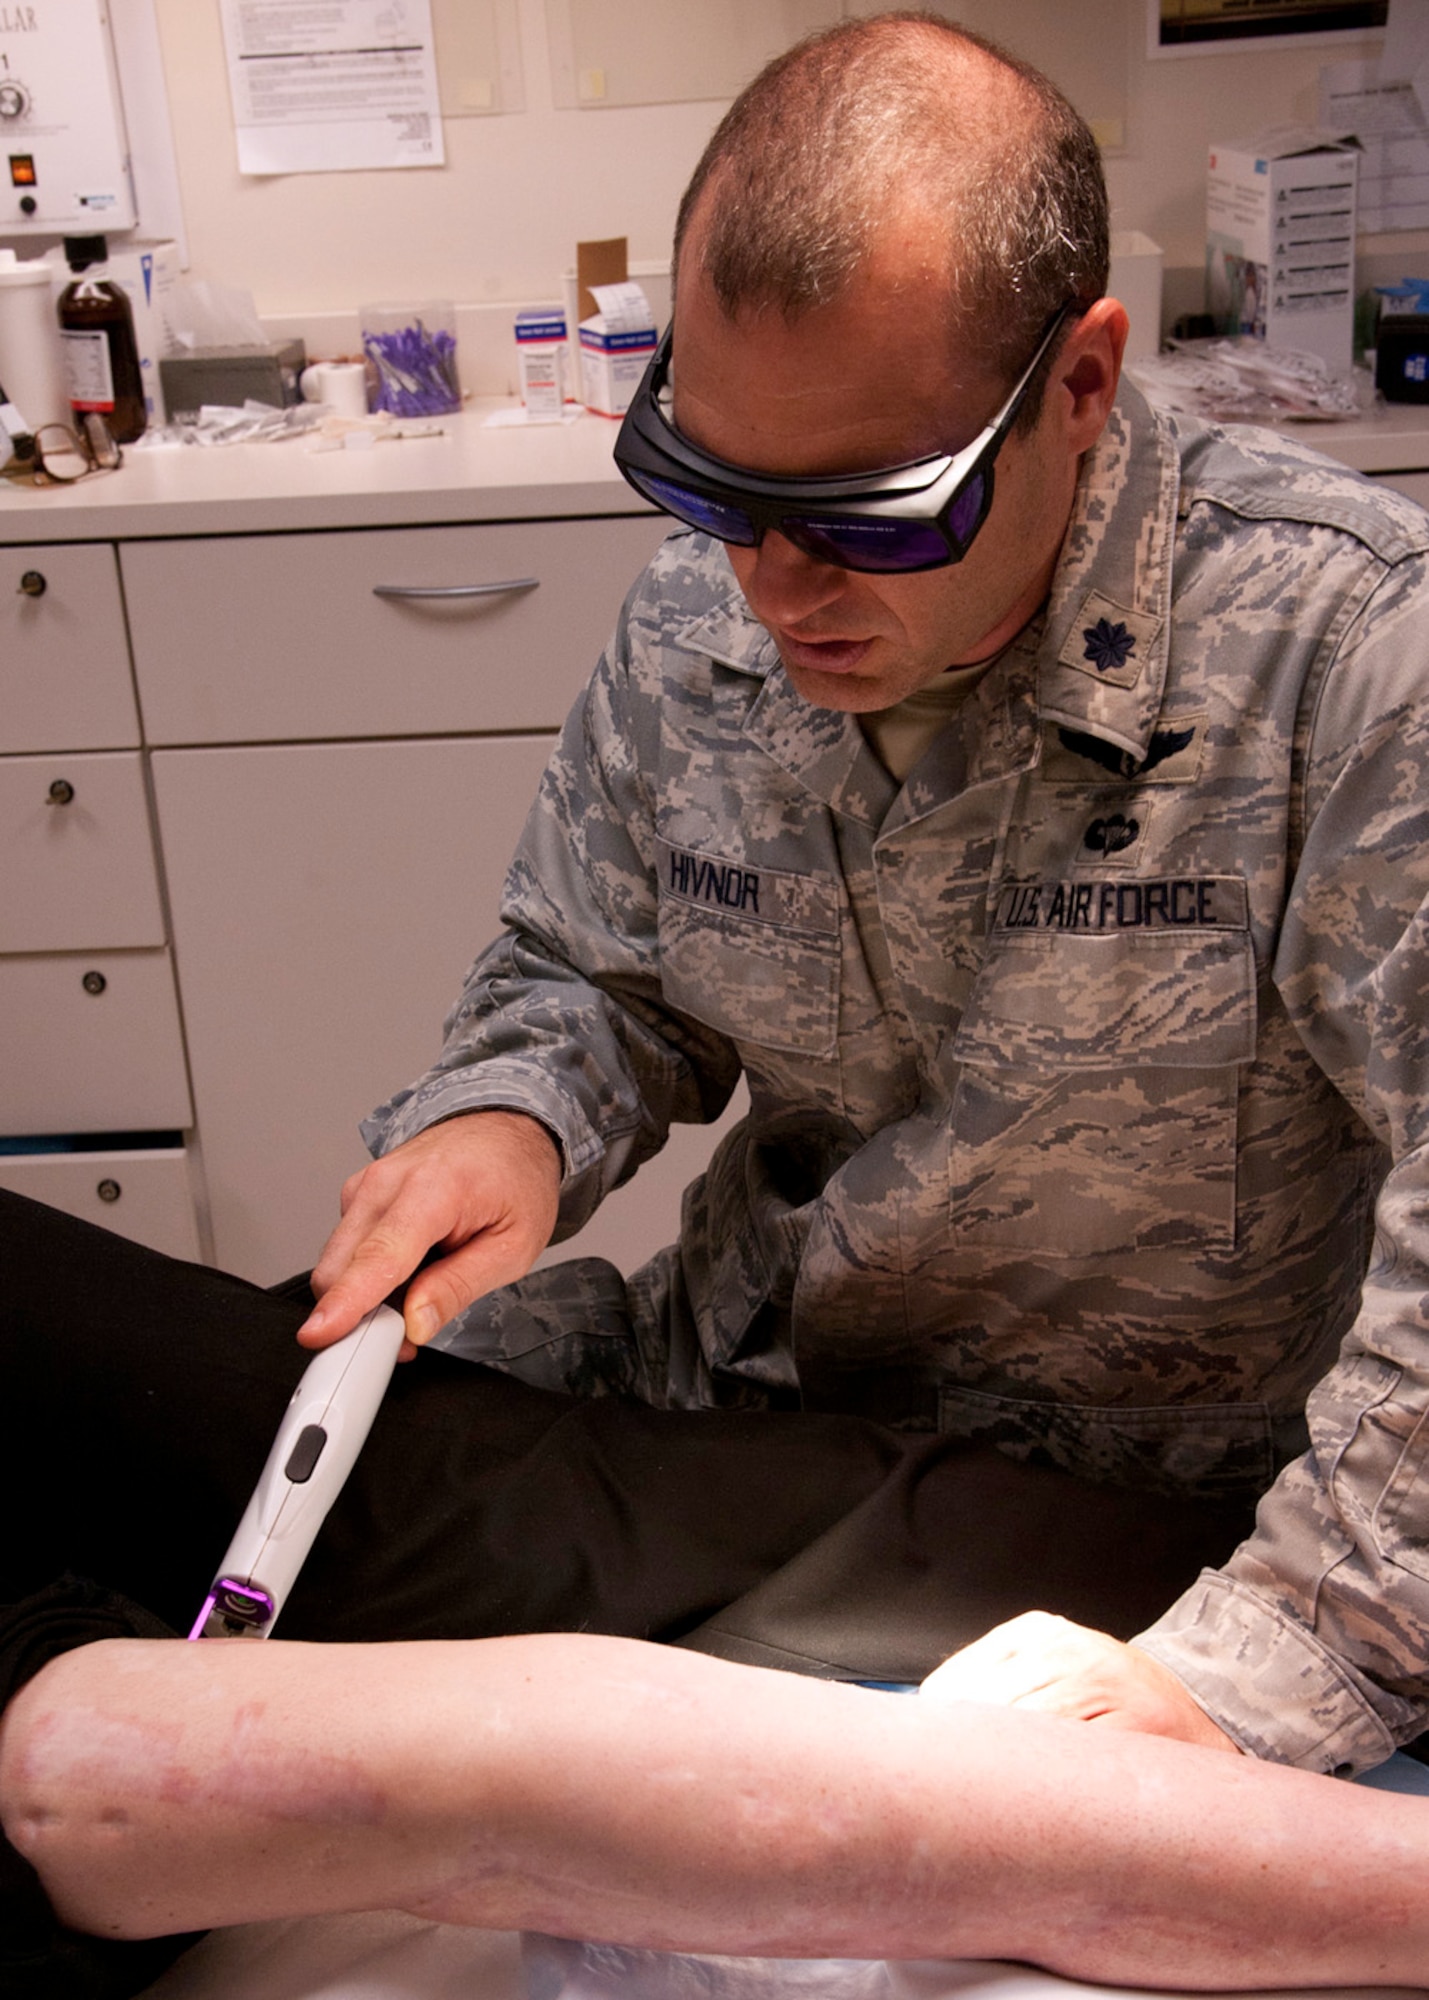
[{"left": 0, "top": 2, "right": 137, "bottom": 237}]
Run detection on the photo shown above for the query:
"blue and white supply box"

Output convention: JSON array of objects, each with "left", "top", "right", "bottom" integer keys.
[
  {"left": 1206, "top": 129, "right": 1358, "bottom": 371},
  {"left": 579, "top": 280, "right": 657, "bottom": 418},
  {"left": 515, "top": 306, "right": 571, "bottom": 419}
]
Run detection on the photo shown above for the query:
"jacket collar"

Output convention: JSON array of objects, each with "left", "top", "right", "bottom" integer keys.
[
  {"left": 666, "top": 377, "right": 1181, "bottom": 810},
  {"left": 1036, "top": 376, "right": 1179, "bottom": 764}
]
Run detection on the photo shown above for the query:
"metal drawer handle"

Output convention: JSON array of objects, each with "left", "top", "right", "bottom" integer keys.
[
  {"left": 371, "top": 578, "right": 540, "bottom": 601},
  {"left": 48, "top": 778, "right": 74, "bottom": 806},
  {"left": 18, "top": 569, "right": 46, "bottom": 597}
]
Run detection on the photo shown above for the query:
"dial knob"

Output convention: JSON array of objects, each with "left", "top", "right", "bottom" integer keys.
[{"left": 0, "top": 82, "right": 30, "bottom": 120}]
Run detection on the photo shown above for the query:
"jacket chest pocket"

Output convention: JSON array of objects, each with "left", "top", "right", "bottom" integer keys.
[
  {"left": 947, "top": 888, "right": 1256, "bottom": 1254},
  {"left": 656, "top": 839, "right": 841, "bottom": 1057}
]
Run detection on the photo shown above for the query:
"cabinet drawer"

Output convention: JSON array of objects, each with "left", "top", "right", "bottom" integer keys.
[
  {"left": 0, "top": 1144, "right": 201, "bottom": 1261},
  {"left": 123, "top": 515, "right": 671, "bottom": 745},
  {"left": 0, "top": 949, "right": 192, "bottom": 1132},
  {"left": 151, "top": 735, "right": 556, "bottom": 1279},
  {"left": 0, "top": 751, "right": 166, "bottom": 951},
  {"left": 0, "top": 543, "right": 139, "bottom": 754}
]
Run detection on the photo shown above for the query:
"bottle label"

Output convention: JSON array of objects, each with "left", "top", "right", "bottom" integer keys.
[{"left": 60, "top": 328, "right": 115, "bottom": 413}]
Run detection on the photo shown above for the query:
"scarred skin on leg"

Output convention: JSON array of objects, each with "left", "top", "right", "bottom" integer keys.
[{"left": 1, "top": 1633, "right": 1426, "bottom": 1989}]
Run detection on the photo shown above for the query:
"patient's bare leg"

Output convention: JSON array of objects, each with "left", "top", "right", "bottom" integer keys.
[{"left": 2, "top": 1633, "right": 1425, "bottom": 1990}]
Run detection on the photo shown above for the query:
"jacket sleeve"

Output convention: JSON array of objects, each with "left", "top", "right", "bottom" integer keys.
[
  {"left": 360, "top": 554, "right": 743, "bottom": 1242},
  {"left": 1138, "top": 551, "right": 1429, "bottom": 1774}
]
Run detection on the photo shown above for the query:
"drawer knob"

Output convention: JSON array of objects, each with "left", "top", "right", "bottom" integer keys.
[
  {"left": 47, "top": 778, "right": 75, "bottom": 806},
  {"left": 18, "top": 569, "right": 46, "bottom": 598},
  {"left": 96, "top": 1178, "right": 121, "bottom": 1203},
  {"left": 82, "top": 969, "right": 107, "bottom": 995}
]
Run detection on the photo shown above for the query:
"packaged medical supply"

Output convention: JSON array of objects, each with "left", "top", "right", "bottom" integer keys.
[
  {"left": 579, "top": 280, "right": 657, "bottom": 418},
  {"left": 1206, "top": 130, "right": 1359, "bottom": 372},
  {"left": 1374, "top": 278, "right": 1429, "bottom": 317},
  {"left": 515, "top": 307, "right": 569, "bottom": 420}
]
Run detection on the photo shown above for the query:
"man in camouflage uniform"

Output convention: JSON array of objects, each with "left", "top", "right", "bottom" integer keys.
[{"left": 303, "top": 16, "right": 1429, "bottom": 1778}]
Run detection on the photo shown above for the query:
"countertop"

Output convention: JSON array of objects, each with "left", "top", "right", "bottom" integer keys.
[
  {"left": 4, "top": 394, "right": 1429, "bottom": 547},
  {"left": 0, "top": 402, "right": 651, "bottom": 542}
]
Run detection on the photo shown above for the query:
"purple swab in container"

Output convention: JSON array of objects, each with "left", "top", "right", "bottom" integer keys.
[{"left": 361, "top": 302, "right": 462, "bottom": 416}]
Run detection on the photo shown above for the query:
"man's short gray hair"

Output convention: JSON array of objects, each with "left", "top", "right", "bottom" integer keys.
[{"left": 674, "top": 12, "right": 1108, "bottom": 400}]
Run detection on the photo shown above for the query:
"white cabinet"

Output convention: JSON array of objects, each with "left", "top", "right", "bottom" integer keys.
[
  {"left": 0, "top": 542, "right": 138, "bottom": 754},
  {"left": 0, "top": 417, "right": 717, "bottom": 1288},
  {"left": 123, "top": 518, "right": 666, "bottom": 744},
  {"left": 0, "top": 751, "right": 167, "bottom": 949},
  {"left": 150, "top": 735, "right": 555, "bottom": 1280},
  {"left": 132, "top": 507, "right": 671, "bottom": 1283},
  {"left": 0, "top": 545, "right": 198, "bottom": 1260},
  {"left": 0, "top": 950, "right": 190, "bottom": 1133},
  {"left": 0, "top": 1144, "right": 201, "bottom": 1261}
]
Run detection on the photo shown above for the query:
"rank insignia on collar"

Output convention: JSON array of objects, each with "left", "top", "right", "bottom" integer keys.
[
  {"left": 1082, "top": 617, "right": 1136, "bottom": 673},
  {"left": 1056, "top": 592, "right": 1158, "bottom": 689}
]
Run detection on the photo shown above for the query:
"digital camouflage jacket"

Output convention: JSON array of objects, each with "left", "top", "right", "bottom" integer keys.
[{"left": 366, "top": 379, "right": 1429, "bottom": 1774}]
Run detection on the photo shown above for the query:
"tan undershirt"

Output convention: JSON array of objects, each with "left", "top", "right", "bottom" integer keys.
[{"left": 859, "top": 658, "right": 997, "bottom": 783}]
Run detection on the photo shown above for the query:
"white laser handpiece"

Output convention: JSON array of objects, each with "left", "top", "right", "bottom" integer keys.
[{"left": 189, "top": 1303, "right": 406, "bottom": 1640}]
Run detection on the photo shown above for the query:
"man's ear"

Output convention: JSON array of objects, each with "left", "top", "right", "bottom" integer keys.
[{"left": 1055, "top": 296, "right": 1129, "bottom": 454}]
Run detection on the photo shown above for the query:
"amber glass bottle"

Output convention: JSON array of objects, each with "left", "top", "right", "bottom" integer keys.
[{"left": 57, "top": 235, "right": 146, "bottom": 443}]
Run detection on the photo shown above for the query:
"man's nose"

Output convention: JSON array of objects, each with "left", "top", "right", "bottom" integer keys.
[{"left": 735, "top": 529, "right": 849, "bottom": 623}]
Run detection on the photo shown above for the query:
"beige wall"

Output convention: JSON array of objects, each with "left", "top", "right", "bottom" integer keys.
[{"left": 153, "top": 0, "right": 1425, "bottom": 333}]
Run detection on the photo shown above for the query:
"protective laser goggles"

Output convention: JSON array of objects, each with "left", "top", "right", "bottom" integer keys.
[{"left": 613, "top": 304, "right": 1073, "bottom": 575}]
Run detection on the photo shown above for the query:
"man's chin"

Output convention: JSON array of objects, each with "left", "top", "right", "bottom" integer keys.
[{"left": 779, "top": 655, "right": 917, "bottom": 714}]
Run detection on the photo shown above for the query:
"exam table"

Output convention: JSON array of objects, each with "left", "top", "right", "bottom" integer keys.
[{"left": 137, "top": 1916, "right": 1429, "bottom": 2000}]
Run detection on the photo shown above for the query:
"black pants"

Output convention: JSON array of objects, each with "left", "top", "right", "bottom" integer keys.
[
  {"left": 0, "top": 1186, "right": 1256, "bottom": 1998},
  {"left": 0, "top": 1185, "right": 1256, "bottom": 1667}
]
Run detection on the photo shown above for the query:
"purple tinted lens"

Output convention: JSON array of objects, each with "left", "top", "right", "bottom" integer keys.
[
  {"left": 945, "top": 470, "right": 988, "bottom": 551},
  {"left": 785, "top": 515, "right": 951, "bottom": 573},
  {"left": 636, "top": 472, "right": 759, "bottom": 546}
]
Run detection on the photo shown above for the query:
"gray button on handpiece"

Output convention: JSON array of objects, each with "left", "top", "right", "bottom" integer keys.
[{"left": 284, "top": 1424, "right": 328, "bottom": 1484}]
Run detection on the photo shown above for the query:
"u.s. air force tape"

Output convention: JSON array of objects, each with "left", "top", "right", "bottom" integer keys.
[{"left": 994, "top": 876, "right": 1248, "bottom": 934}]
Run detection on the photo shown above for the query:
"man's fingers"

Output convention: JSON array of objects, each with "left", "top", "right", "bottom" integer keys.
[
  {"left": 400, "top": 1218, "right": 548, "bottom": 1347},
  {"left": 299, "top": 1230, "right": 428, "bottom": 1348},
  {"left": 300, "top": 1115, "right": 562, "bottom": 1350}
]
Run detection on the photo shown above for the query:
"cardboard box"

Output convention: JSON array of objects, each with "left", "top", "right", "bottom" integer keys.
[
  {"left": 579, "top": 281, "right": 657, "bottom": 419},
  {"left": 159, "top": 339, "right": 306, "bottom": 419},
  {"left": 50, "top": 240, "right": 180, "bottom": 426},
  {"left": 1206, "top": 131, "right": 1358, "bottom": 371}
]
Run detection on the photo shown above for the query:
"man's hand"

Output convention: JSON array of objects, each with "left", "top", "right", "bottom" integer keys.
[
  {"left": 918, "top": 1610, "right": 1239, "bottom": 1752},
  {"left": 298, "top": 1111, "right": 562, "bottom": 1357}
]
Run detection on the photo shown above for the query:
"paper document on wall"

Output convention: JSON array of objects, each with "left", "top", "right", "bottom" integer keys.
[
  {"left": 1319, "top": 58, "right": 1429, "bottom": 230},
  {"left": 220, "top": 0, "right": 445, "bottom": 175},
  {"left": 1319, "top": 0, "right": 1429, "bottom": 230}
]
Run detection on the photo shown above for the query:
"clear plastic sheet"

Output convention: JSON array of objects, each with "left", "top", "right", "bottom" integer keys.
[
  {"left": 523, "top": 1935, "right": 892, "bottom": 2000},
  {"left": 520, "top": 1938, "right": 1424, "bottom": 2000},
  {"left": 1126, "top": 338, "right": 1372, "bottom": 425}
]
